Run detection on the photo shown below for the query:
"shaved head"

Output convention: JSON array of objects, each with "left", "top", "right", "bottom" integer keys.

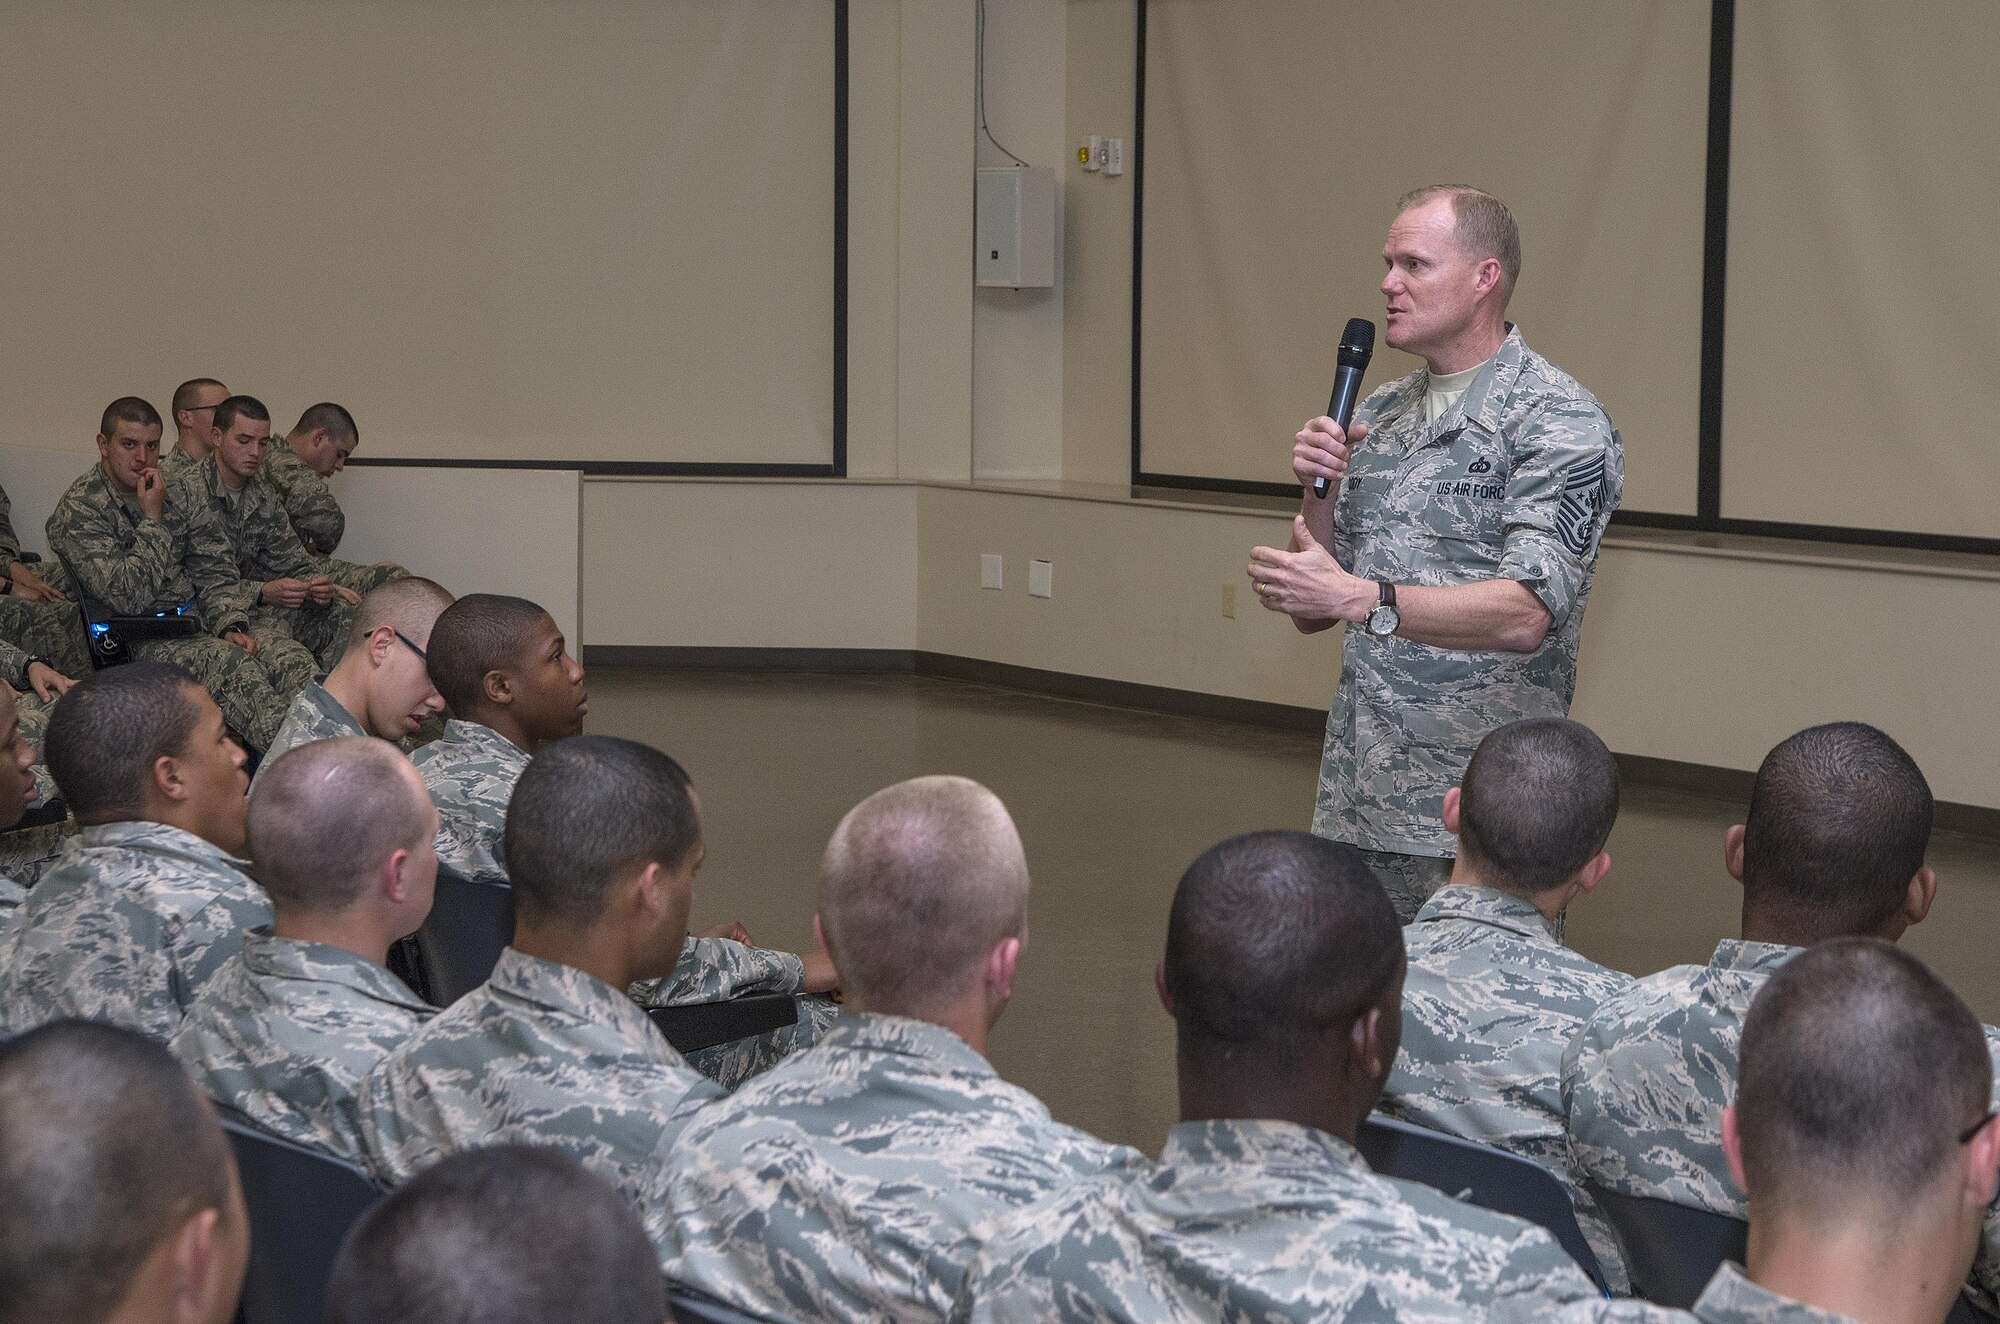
[
  {"left": 0, "top": 1021, "right": 241, "bottom": 1324},
  {"left": 248, "top": 738, "right": 434, "bottom": 915},
  {"left": 819, "top": 776, "right": 1029, "bottom": 1014},
  {"left": 1738, "top": 939, "right": 1989, "bottom": 1213},
  {"left": 346, "top": 576, "right": 455, "bottom": 650}
]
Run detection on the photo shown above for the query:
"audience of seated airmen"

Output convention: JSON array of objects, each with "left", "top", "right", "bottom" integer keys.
[
  {"left": 325, "top": 1145, "right": 670, "bottom": 1324},
  {"left": 952, "top": 829, "right": 1600, "bottom": 1323},
  {"left": 171, "top": 737, "right": 438, "bottom": 1165},
  {"left": 658, "top": 775, "right": 1145, "bottom": 1324},
  {"left": 1379, "top": 715, "right": 1633, "bottom": 1289},
  {"left": 1554, "top": 939, "right": 2000, "bottom": 1324},
  {"left": 253, "top": 575, "right": 454, "bottom": 780},
  {"left": 0, "top": 1020, "right": 250, "bottom": 1324},
  {"left": 47, "top": 396, "right": 295, "bottom": 750},
  {"left": 0, "top": 682, "right": 48, "bottom": 921},
  {"left": 0, "top": 662, "right": 267, "bottom": 1039},
  {"left": 176, "top": 394, "right": 359, "bottom": 686},
  {"left": 417, "top": 590, "right": 836, "bottom": 1086},
  {"left": 163, "top": 376, "right": 230, "bottom": 480},
  {"left": 1564, "top": 719, "right": 2000, "bottom": 1311},
  {"left": 355, "top": 735, "right": 721, "bottom": 1246}
]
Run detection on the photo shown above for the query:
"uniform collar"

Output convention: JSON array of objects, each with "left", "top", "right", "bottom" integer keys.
[
  {"left": 488, "top": 947, "right": 675, "bottom": 1060},
  {"left": 242, "top": 931, "right": 430, "bottom": 1011},
  {"left": 1162, "top": 1117, "right": 1369, "bottom": 1178},
  {"left": 1412, "top": 883, "right": 1560, "bottom": 944},
  {"left": 1694, "top": 1261, "right": 1858, "bottom": 1323},
  {"left": 303, "top": 682, "right": 366, "bottom": 736},
  {"left": 820, "top": 1011, "right": 997, "bottom": 1080},
  {"left": 438, "top": 719, "right": 531, "bottom": 768},
  {"left": 77, "top": 820, "right": 252, "bottom": 876},
  {"left": 1454, "top": 323, "right": 1528, "bottom": 436},
  {"left": 1709, "top": 938, "right": 1801, "bottom": 977}
]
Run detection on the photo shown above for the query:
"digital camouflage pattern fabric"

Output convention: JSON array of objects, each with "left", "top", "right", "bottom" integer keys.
[
  {"left": 1538, "top": 1261, "right": 1865, "bottom": 1324},
  {"left": 0, "top": 821, "right": 271, "bottom": 1041},
  {"left": 0, "top": 484, "right": 90, "bottom": 676},
  {"left": 1382, "top": 884, "right": 1633, "bottom": 1289},
  {"left": 953, "top": 1117, "right": 1600, "bottom": 1324},
  {"left": 170, "top": 932, "right": 432, "bottom": 1164},
  {"left": 1314, "top": 326, "right": 1623, "bottom": 865},
  {"left": 354, "top": 946, "right": 719, "bottom": 1245},
  {"left": 261, "top": 441, "right": 344, "bottom": 555},
  {"left": 47, "top": 462, "right": 295, "bottom": 749},
  {"left": 175, "top": 454, "right": 352, "bottom": 681},
  {"left": 658, "top": 1012, "right": 1145, "bottom": 1324},
  {"left": 1564, "top": 937, "right": 2000, "bottom": 1311},
  {"left": 252, "top": 681, "right": 366, "bottom": 789},
  {"left": 414, "top": 716, "right": 826, "bottom": 1082},
  {"left": 0, "top": 872, "right": 23, "bottom": 923},
  {"left": 412, "top": 718, "right": 529, "bottom": 885}
]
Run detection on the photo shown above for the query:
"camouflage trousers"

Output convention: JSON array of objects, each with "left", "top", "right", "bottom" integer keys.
[
  {"left": 327, "top": 560, "right": 406, "bottom": 596},
  {"left": 134, "top": 635, "right": 294, "bottom": 753},
  {"left": 685, "top": 995, "right": 843, "bottom": 1091},
  {"left": 249, "top": 597, "right": 356, "bottom": 677},
  {"left": 0, "top": 593, "right": 91, "bottom": 679},
  {"left": 1355, "top": 848, "right": 1454, "bottom": 924}
]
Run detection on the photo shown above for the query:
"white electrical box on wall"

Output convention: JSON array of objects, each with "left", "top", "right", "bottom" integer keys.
[{"left": 976, "top": 167, "right": 1055, "bottom": 288}]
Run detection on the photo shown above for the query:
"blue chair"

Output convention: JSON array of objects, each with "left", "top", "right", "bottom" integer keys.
[
  {"left": 220, "top": 1116, "right": 383, "bottom": 1324},
  {"left": 1587, "top": 1185, "right": 1993, "bottom": 1322},
  {"left": 1360, "top": 1114, "right": 1608, "bottom": 1293}
]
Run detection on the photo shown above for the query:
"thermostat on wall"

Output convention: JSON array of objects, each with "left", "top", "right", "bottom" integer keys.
[{"left": 976, "top": 167, "right": 1055, "bottom": 289}]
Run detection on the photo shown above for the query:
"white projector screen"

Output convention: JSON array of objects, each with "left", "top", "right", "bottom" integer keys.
[
  {"left": 0, "top": 0, "right": 837, "bottom": 468},
  {"left": 1136, "top": 0, "right": 1710, "bottom": 515},
  {"left": 1722, "top": 0, "right": 2000, "bottom": 539}
]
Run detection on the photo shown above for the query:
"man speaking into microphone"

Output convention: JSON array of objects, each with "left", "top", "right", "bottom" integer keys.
[{"left": 1248, "top": 185, "right": 1623, "bottom": 921}]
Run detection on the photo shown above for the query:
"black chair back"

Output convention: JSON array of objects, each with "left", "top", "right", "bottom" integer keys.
[
  {"left": 670, "top": 1286, "right": 777, "bottom": 1323},
  {"left": 1586, "top": 1185, "right": 1743, "bottom": 1306},
  {"left": 413, "top": 868, "right": 514, "bottom": 1006},
  {"left": 649, "top": 994, "right": 801, "bottom": 1055},
  {"left": 1360, "top": 1115, "right": 1607, "bottom": 1292},
  {"left": 220, "top": 1117, "right": 382, "bottom": 1324}
]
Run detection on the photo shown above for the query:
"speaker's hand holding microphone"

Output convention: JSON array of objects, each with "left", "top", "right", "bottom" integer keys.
[{"left": 1297, "top": 318, "right": 1376, "bottom": 500}]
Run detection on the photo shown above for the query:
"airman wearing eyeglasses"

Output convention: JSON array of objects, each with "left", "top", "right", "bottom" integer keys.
[
  {"left": 163, "top": 377, "right": 230, "bottom": 480},
  {"left": 253, "top": 576, "right": 455, "bottom": 786}
]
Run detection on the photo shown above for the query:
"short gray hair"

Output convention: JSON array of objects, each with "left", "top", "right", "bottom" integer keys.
[
  {"left": 819, "top": 776, "right": 1029, "bottom": 1013},
  {"left": 248, "top": 738, "right": 432, "bottom": 915},
  {"left": 1398, "top": 184, "right": 1522, "bottom": 302}
]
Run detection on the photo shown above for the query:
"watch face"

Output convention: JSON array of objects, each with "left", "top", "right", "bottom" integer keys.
[{"left": 1367, "top": 604, "right": 1400, "bottom": 637}]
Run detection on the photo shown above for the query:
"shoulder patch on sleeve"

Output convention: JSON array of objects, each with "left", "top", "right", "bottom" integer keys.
[{"left": 1556, "top": 453, "right": 1609, "bottom": 556}]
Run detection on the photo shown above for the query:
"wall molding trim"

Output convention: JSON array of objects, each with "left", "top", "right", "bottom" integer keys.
[{"left": 581, "top": 645, "right": 2000, "bottom": 839}]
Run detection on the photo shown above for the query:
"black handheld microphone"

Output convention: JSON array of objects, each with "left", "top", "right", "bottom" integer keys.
[{"left": 1313, "top": 318, "right": 1376, "bottom": 499}]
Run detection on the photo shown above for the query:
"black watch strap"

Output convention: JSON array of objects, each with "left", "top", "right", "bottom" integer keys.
[{"left": 1379, "top": 581, "right": 1397, "bottom": 609}]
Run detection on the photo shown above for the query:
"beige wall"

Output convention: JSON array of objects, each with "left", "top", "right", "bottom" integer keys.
[{"left": 579, "top": 479, "right": 2000, "bottom": 810}]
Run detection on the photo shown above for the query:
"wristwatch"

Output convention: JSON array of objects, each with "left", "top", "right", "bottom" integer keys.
[{"left": 1364, "top": 582, "right": 1400, "bottom": 637}]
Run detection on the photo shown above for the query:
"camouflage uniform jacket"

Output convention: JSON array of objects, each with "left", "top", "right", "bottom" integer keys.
[
  {"left": 1382, "top": 884, "right": 1633, "bottom": 1288},
  {"left": 159, "top": 445, "right": 202, "bottom": 485},
  {"left": 46, "top": 463, "right": 253, "bottom": 634},
  {"left": 953, "top": 1117, "right": 1601, "bottom": 1323},
  {"left": 1565, "top": 939, "right": 2000, "bottom": 1309},
  {"left": 354, "top": 946, "right": 718, "bottom": 1241},
  {"left": 1314, "top": 326, "right": 1624, "bottom": 857},
  {"left": 170, "top": 932, "right": 432, "bottom": 1164},
  {"left": 0, "top": 872, "right": 24, "bottom": 924},
  {"left": 252, "top": 682, "right": 366, "bottom": 788},
  {"left": 177, "top": 454, "right": 323, "bottom": 583},
  {"left": 1539, "top": 1261, "right": 1854, "bottom": 1324},
  {"left": 658, "top": 1012, "right": 1144, "bottom": 1323},
  {"left": 414, "top": 719, "right": 806, "bottom": 1003},
  {"left": 261, "top": 443, "right": 344, "bottom": 555},
  {"left": 411, "top": 718, "right": 528, "bottom": 885},
  {"left": 1561, "top": 938, "right": 1796, "bottom": 1216},
  {"left": 0, "top": 821, "right": 271, "bottom": 1040}
]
